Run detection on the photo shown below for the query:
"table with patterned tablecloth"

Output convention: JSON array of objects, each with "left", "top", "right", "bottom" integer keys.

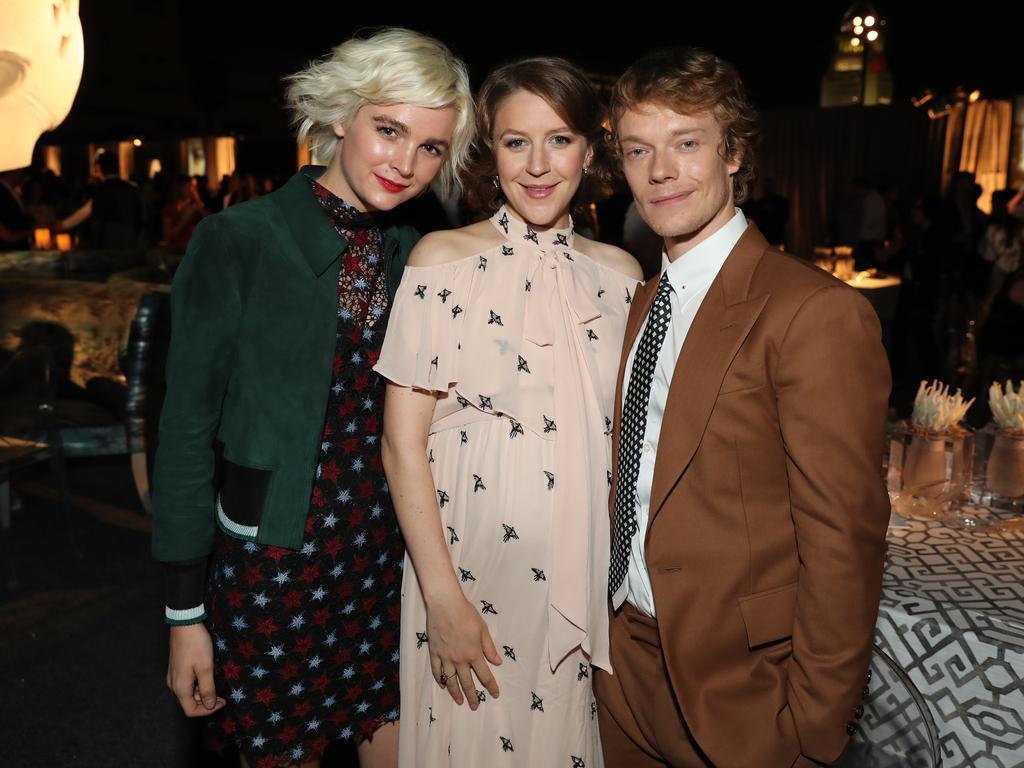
[{"left": 876, "top": 519, "right": 1024, "bottom": 768}]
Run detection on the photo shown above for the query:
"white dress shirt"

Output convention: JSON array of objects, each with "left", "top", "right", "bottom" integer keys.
[{"left": 621, "top": 209, "right": 748, "bottom": 617}]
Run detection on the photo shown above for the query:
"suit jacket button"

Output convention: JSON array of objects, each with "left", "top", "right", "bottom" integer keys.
[
  {"left": 862, "top": 686, "right": 870, "bottom": 698},
  {"left": 846, "top": 722, "right": 857, "bottom": 736},
  {"left": 854, "top": 705, "right": 864, "bottom": 720},
  {"left": 865, "top": 668, "right": 873, "bottom": 683}
]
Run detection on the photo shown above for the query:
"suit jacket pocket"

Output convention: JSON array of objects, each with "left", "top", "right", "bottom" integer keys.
[
  {"left": 719, "top": 364, "right": 765, "bottom": 395},
  {"left": 738, "top": 581, "right": 798, "bottom": 648}
]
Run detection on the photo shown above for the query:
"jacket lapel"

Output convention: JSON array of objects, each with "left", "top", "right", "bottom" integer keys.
[
  {"left": 647, "top": 224, "right": 771, "bottom": 521},
  {"left": 275, "top": 166, "right": 349, "bottom": 276}
]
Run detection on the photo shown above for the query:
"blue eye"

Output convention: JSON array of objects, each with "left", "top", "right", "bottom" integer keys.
[
  {"left": 551, "top": 135, "right": 573, "bottom": 146},
  {"left": 680, "top": 140, "right": 698, "bottom": 151},
  {"left": 504, "top": 138, "right": 526, "bottom": 149}
]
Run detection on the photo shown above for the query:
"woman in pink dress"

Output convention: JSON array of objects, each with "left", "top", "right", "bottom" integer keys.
[{"left": 375, "top": 58, "right": 642, "bottom": 767}]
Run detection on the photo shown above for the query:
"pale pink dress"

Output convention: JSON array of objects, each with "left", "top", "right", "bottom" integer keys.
[{"left": 375, "top": 206, "right": 637, "bottom": 768}]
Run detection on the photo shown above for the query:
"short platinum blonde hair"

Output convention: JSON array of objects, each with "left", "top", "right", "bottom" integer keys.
[{"left": 284, "top": 27, "right": 474, "bottom": 195}]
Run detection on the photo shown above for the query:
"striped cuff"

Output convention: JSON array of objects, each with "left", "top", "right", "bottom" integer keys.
[
  {"left": 217, "top": 495, "right": 259, "bottom": 540},
  {"left": 165, "top": 604, "right": 206, "bottom": 625}
]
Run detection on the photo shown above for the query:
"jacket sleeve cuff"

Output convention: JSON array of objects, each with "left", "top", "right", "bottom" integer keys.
[
  {"left": 163, "top": 557, "right": 209, "bottom": 622},
  {"left": 165, "top": 604, "right": 207, "bottom": 625}
]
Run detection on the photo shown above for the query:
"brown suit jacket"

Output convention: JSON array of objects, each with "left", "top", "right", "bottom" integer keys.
[{"left": 608, "top": 224, "right": 891, "bottom": 767}]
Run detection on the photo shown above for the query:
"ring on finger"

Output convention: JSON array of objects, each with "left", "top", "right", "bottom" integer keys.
[{"left": 439, "top": 673, "right": 448, "bottom": 685}]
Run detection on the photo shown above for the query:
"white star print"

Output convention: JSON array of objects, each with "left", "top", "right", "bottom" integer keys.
[
  {"left": 308, "top": 655, "right": 323, "bottom": 669},
  {"left": 323, "top": 513, "right": 338, "bottom": 528},
  {"left": 268, "top": 645, "right": 284, "bottom": 660},
  {"left": 290, "top": 682, "right": 305, "bottom": 696},
  {"left": 250, "top": 666, "right": 268, "bottom": 679},
  {"left": 273, "top": 570, "right": 290, "bottom": 585},
  {"left": 231, "top": 616, "right": 248, "bottom": 630},
  {"left": 290, "top": 614, "right": 306, "bottom": 630},
  {"left": 229, "top": 687, "right": 244, "bottom": 702},
  {"left": 268, "top": 711, "right": 283, "bottom": 724},
  {"left": 311, "top": 587, "right": 326, "bottom": 601},
  {"left": 324, "top": 631, "right": 338, "bottom": 647}
]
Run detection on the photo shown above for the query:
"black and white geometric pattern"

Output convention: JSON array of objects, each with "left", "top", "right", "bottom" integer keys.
[
  {"left": 609, "top": 274, "right": 673, "bottom": 601},
  {"left": 872, "top": 519, "right": 1024, "bottom": 768}
]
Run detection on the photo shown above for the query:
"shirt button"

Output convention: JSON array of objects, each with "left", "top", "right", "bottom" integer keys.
[{"left": 643, "top": 442, "right": 653, "bottom": 454}]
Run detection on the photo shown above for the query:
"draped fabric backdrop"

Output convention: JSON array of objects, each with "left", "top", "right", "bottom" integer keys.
[{"left": 752, "top": 100, "right": 1011, "bottom": 259}]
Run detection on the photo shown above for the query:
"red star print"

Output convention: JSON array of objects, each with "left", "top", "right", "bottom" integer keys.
[
  {"left": 281, "top": 591, "right": 303, "bottom": 610},
  {"left": 242, "top": 563, "right": 262, "bottom": 586},
  {"left": 225, "top": 589, "right": 244, "bottom": 609},
  {"left": 220, "top": 717, "right": 237, "bottom": 735},
  {"left": 339, "top": 400, "right": 357, "bottom": 416},
  {"left": 293, "top": 635, "right": 314, "bottom": 655},
  {"left": 329, "top": 708, "right": 349, "bottom": 726},
  {"left": 254, "top": 687, "right": 277, "bottom": 705},
  {"left": 353, "top": 556, "right": 370, "bottom": 573},
  {"left": 235, "top": 640, "right": 256, "bottom": 659},
  {"left": 362, "top": 659, "right": 381, "bottom": 676},
  {"left": 255, "top": 618, "right": 278, "bottom": 638},
  {"left": 345, "top": 684, "right": 364, "bottom": 702},
  {"left": 341, "top": 437, "right": 359, "bottom": 454},
  {"left": 312, "top": 734, "right": 331, "bottom": 756},
  {"left": 311, "top": 487, "right": 327, "bottom": 507},
  {"left": 312, "top": 607, "right": 331, "bottom": 627},
  {"left": 363, "top": 415, "right": 379, "bottom": 433},
  {"left": 358, "top": 481, "right": 375, "bottom": 500},
  {"left": 344, "top": 620, "right": 361, "bottom": 639},
  {"left": 293, "top": 700, "right": 312, "bottom": 719},
  {"left": 336, "top": 581, "right": 355, "bottom": 599},
  {"left": 368, "top": 349, "right": 380, "bottom": 366},
  {"left": 333, "top": 647, "right": 353, "bottom": 666},
  {"left": 221, "top": 660, "right": 242, "bottom": 680},
  {"left": 323, "top": 536, "right": 343, "bottom": 557},
  {"left": 320, "top": 461, "right": 341, "bottom": 481},
  {"left": 379, "top": 691, "right": 397, "bottom": 708},
  {"left": 360, "top": 595, "right": 377, "bottom": 613},
  {"left": 298, "top": 564, "right": 320, "bottom": 583},
  {"left": 311, "top": 674, "right": 330, "bottom": 692},
  {"left": 348, "top": 508, "right": 366, "bottom": 527},
  {"left": 279, "top": 664, "right": 301, "bottom": 683},
  {"left": 238, "top": 712, "right": 256, "bottom": 730},
  {"left": 278, "top": 724, "right": 298, "bottom": 744},
  {"left": 353, "top": 375, "right": 370, "bottom": 391},
  {"left": 305, "top": 516, "right": 316, "bottom": 534},
  {"left": 257, "top": 756, "right": 277, "bottom": 768},
  {"left": 264, "top": 546, "right": 288, "bottom": 562}
]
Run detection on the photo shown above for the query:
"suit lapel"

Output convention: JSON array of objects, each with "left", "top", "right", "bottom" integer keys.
[{"left": 647, "top": 224, "right": 771, "bottom": 521}]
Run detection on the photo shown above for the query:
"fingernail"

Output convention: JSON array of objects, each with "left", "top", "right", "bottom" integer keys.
[{"left": 203, "top": 698, "right": 215, "bottom": 708}]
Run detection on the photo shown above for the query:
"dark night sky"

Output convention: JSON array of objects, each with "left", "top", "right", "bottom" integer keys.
[{"left": 56, "top": 1, "right": 1018, "bottom": 143}]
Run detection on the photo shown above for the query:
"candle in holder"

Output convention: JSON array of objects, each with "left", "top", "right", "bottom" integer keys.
[
  {"left": 55, "top": 233, "right": 72, "bottom": 252},
  {"left": 33, "top": 227, "right": 52, "bottom": 250},
  {"left": 987, "top": 381, "right": 1024, "bottom": 499},
  {"left": 895, "top": 381, "right": 974, "bottom": 501}
]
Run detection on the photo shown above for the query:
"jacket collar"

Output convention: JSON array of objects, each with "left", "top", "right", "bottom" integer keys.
[{"left": 274, "top": 165, "right": 348, "bottom": 276}]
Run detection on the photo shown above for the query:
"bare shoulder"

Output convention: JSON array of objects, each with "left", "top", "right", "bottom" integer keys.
[
  {"left": 408, "top": 220, "right": 504, "bottom": 267},
  {"left": 574, "top": 235, "right": 644, "bottom": 280}
]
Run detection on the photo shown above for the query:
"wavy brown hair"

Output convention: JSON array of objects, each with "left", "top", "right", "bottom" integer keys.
[
  {"left": 462, "top": 57, "right": 618, "bottom": 217},
  {"left": 609, "top": 47, "right": 759, "bottom": 204}
]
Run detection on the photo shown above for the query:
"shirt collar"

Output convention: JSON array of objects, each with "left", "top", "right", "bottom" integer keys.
[{"left": 660, "top": 208, "right": 747, "bottom": 296}]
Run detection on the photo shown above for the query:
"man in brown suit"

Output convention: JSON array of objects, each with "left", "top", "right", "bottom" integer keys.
[{"left": 593, "top": 48, "right": 891, "bottom": 768}]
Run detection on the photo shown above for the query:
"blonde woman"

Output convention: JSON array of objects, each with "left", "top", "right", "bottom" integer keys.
[{"left": 152, "top": 28, "right": 474, "bottom": 768}]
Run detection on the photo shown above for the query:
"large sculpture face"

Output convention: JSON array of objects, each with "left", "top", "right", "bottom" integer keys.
[{"left": 0, "top": 0, "right": 84, "bottom": 171}]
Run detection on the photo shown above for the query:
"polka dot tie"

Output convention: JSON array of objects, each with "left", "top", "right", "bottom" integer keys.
[{"left": 609, "top": 274, "right": 673, "bottom": 604}]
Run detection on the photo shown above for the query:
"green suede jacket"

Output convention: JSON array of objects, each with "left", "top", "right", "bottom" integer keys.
[{"left": 151, "top": 166, "right": 417, "bottom": 566}]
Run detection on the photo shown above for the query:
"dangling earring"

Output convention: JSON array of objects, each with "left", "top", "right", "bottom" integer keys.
[
  {"left": 492, "top": 175, "right": 500, "bottom": 189},
  {"left": 582, "top": 166, "right": 590, "bottom": 176}
]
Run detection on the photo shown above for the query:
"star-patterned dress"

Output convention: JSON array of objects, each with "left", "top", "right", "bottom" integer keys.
[
  {"left": 204, "top": 180, "right": 404, "bottom": 768},
  {"left": 375, "top": 206, "right": 638, "bottom": 768}
]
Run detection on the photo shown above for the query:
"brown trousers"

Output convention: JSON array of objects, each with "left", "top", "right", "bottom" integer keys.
[{"left": 593, "top": 603, "right": 713, "bottom": 768}]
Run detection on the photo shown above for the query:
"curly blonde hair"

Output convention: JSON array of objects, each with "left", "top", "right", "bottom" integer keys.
[{"left": 284, "top": 27, "right": 474, "bottom": 195}]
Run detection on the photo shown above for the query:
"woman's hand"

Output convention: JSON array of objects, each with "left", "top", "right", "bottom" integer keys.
[
  {"left": 425, "top": 588, "right": 502, "bottom": 710},
  {"left": 167, "top": 623, "right": 226, "bottom": 717}
]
